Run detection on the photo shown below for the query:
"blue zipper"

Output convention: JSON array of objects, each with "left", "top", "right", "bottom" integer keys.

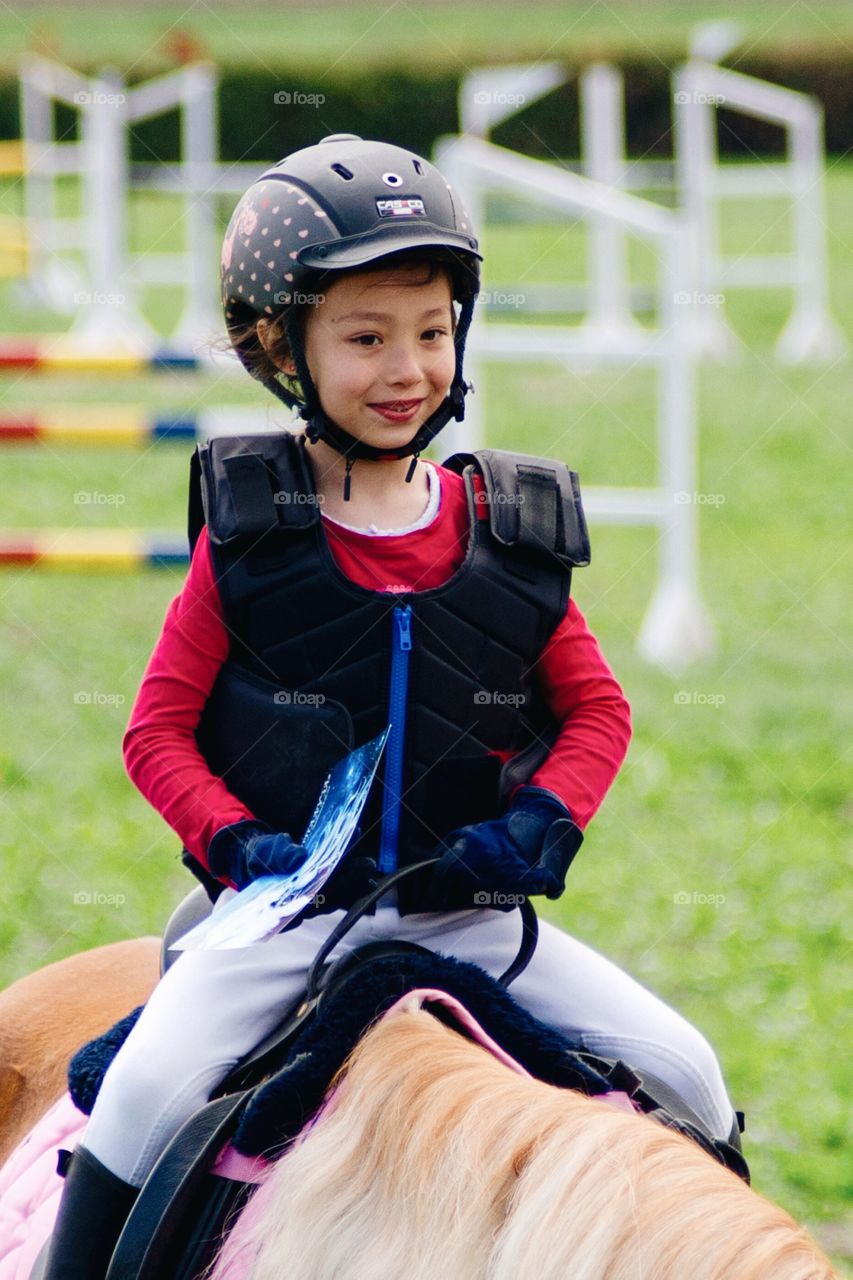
[{"left": 377, "top": 604, "right": 413, "bottom": 874}]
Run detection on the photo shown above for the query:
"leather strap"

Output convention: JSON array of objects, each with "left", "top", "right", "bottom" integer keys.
[{"left": 305, "top": 860, "right": 539, "bottom": 998}]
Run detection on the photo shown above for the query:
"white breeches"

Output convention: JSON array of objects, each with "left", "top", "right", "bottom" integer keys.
[{"left": 82, "top": 901, "right": 736, "bottom": 1186}]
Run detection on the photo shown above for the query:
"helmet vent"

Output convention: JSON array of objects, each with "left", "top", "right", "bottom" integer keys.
[
  {"left": 331, "top": 163, "right": 354, "bottom": 180},
  {"left": 413, "top": 159, "right": 424, "bottom": 174}
]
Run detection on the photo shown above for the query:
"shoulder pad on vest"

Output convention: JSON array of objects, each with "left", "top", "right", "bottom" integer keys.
[
  {"left": 442, "top": 449, "right": 591, "bottom": 568},
  {"left": 189, "top": 431, "right": 319, "bottom": 548}
]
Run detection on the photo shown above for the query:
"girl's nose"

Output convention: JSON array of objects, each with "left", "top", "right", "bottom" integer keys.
[{"left": 382, "top": 341, "right": 423, "bottom": 390}]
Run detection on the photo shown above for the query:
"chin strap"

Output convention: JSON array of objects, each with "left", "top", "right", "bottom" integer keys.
[{"left": 258, "top": 296, "right": 476, "bottom": 500}]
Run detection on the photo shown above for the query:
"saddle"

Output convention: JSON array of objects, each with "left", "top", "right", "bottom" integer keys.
[{"left": 61, "top": 867, "right": 749, "bottom": 1280}]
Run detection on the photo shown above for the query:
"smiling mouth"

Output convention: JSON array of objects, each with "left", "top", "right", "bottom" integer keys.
[
  {"left": 370, "top": 399, "right": 425, "bottom": 411},
  {"left": 368, "top": 396, "right": 425, "bottom": 422}
]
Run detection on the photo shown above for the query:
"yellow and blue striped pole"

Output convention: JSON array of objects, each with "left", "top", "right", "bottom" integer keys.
[
  {"left": 0, "top": 530, "right": 189, "bottom": 570},
  {"left": 0, "top": 408, "right": 201, "bottom": 445},
  {"left": 0, "top": 340, "right": 200, "bottom": 373}
]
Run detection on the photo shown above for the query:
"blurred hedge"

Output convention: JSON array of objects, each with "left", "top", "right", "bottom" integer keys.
[{"left": 0, "top": 54, "right": 851, "bottom": 159}]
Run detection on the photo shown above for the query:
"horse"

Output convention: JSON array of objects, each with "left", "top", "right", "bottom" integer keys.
[
  {"left": 0, "top": 934, "right": 837, "bottom": 1279},
  {"left": 211, "top": 1000, "right": 837, "bottom": 1280},
  {"left": 0, "top": 938, "right": 160, "bottom": 1168}
]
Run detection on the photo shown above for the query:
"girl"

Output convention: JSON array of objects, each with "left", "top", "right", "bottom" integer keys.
[{"left": 43, "top": 135, "right": 741, "bottom": 1277}]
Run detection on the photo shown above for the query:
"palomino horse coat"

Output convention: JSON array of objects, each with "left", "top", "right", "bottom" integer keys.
[
  {"left": 0, "top": 939, "right": 159, "bottom": 1168},
  {"left": 212, "top": 1000, "right": 837, "bottom": 1280},
  {"left": 0, "top": 945, "right": 838, "bottom": 1279}
]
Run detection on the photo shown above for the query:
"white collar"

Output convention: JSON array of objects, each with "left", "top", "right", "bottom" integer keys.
[{"left": 321, "top": 462, "right": 440, "bottom": 536}]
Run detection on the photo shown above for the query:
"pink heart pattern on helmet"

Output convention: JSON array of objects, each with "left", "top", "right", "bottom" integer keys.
[{"left": 220, "top": 178, "right": 336, "bottom": 319}]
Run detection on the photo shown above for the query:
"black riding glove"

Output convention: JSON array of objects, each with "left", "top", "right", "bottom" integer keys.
[
  {"left": 208, "top": 819, "right": 309, "bottom": 891},
  {"left": 426, "top": 786, "right": 583, "bottom": 911}
]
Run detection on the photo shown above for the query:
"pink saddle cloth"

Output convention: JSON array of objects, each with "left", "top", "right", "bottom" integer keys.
[
  {"left": 0, "top": 1093, "right": 267, "bottom": 1279},
  {"left": 0, "top": 1094, "right": 87, "bottom": 1278}
]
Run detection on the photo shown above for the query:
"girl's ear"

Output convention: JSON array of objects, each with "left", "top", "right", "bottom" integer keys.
[{"left": 257, "top": 317, "right": 297, "bottom": 376}]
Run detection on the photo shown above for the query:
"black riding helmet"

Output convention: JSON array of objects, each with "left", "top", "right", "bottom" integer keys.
[{"left": 221, "top": 134, "right": 482, "bottom": 494}]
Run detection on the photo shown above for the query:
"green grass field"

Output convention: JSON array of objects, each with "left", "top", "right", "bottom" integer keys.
[
  {"left": 0, "top": 161, "right": 851, "bottom": 1269},
  {"left": 2, "top": 1, "right": 853, "bottom": 72}
]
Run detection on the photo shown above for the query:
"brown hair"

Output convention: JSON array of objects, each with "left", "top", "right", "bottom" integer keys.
[{"left": 223, "top": 253, "right": 457, "bottom": 400}]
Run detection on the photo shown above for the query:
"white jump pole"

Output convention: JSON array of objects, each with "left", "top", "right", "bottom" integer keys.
[
  {"left": 18, "top": 57, "right": 223, "bottom": 353},
  {"left": 580, "top": 63, "right": 646, "bottom": 345},
  {"left": 673, "top": 62, "right": 741, "bottom": 361},
  {"left": 19, "top": 56, "right": 90, "bottom": 309},
  {"left": 174, "top": 64, "right": 221, "bottom": 351},
  {"left": 74, "top": 69, "right": 153, "bottom": 346},
  {"left": 19, "top": 59, "right": 54, "bottom": 294},
  {"left": 121, "top": 64, "right": 223, "bottom": 355},
  {"left": 775, "top": 97, "right": 845, "bottom": 363},
  {"left": 124, "top": 64, "right": 221, "bottom": 354},
  {"left": 449, "top": 63, "right": 568, "bottom": 456},
  {"left": 639, "top": 223, "right": 715, "bottom": 667},
  {"left": 675, "top": 50, "right": 847, "bottom": 365}
]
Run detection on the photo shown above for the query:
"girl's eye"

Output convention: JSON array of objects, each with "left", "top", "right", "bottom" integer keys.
[{"left": 348, "top": 328, "right": 449, "bottom": 347}]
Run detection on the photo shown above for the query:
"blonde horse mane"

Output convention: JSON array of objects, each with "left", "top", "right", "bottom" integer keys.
[{"left": 212, "top": 1005, "right": 836, "bottom": 1280}]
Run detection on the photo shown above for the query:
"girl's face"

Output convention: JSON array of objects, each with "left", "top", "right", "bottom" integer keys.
[{"left": 300, "top": 264, "right": 456, "bottom": 448}]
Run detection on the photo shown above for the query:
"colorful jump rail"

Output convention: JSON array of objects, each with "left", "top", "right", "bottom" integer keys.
[
  {"left": 0, "top": 341, "right": 199, "bottom": 373},
  {"left": 0, "top": 530, "right": 189, "bottom": 571},
  {"left": 0, "top": 409, "right": 209, "bottom": 445}
]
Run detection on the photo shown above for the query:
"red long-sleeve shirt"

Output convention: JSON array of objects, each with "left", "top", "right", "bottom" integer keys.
[{"left": 123, "top": 463, "right": 632, "bottom": 874}]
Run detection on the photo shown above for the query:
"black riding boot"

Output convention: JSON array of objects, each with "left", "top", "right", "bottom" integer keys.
[{"left": 40, "top": 1145, "right": 139, "bottom": 1279}]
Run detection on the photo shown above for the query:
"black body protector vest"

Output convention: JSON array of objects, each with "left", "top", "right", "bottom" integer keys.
[{"left": 187, "top": 432, "right": 590, "bottom": 915}]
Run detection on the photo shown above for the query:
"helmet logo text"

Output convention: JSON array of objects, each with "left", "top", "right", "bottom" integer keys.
[{"left": 376, "top": 197, "right": 426, "bottom": 218}]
